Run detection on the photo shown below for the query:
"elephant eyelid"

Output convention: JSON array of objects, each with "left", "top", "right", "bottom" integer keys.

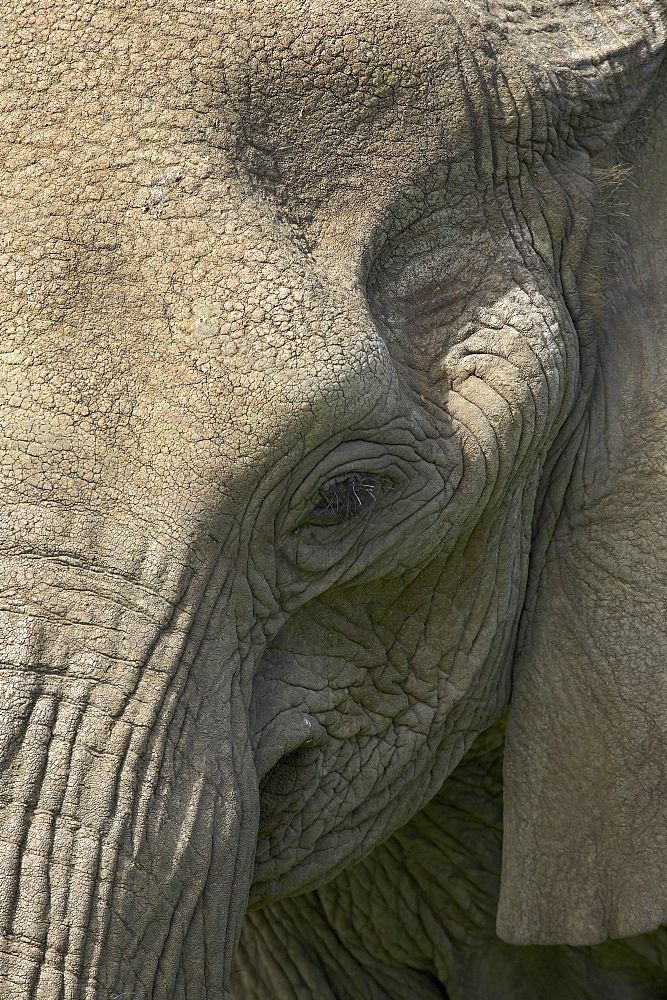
[{"left": 305, "top": 475, "right": 382, "bottom": 526}]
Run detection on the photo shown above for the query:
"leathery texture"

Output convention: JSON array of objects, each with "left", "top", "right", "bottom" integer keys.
[{"left": 0, "top": 0, "right": 666, "bottom": 996}]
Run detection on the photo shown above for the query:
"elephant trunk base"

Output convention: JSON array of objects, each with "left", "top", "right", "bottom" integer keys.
[{"left": 0, "top": 571, "right": 260, "bottom": 998}]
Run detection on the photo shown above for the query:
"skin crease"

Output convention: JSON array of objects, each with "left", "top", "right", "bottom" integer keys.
[
  {"left": 237, "top": 718, "right": 667, "bottom": 1000},
  {"left": 0, "top": 1, "right": 667, "bottom": 998}
]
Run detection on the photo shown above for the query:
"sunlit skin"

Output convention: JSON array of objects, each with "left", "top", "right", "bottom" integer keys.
[{"left": 0, "top": 0, "right": 666, "bottom": 997}]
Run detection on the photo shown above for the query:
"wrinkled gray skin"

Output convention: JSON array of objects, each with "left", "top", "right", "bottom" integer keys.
[{"left": 2, "top": 0, "right": 667, "bottom": 997}]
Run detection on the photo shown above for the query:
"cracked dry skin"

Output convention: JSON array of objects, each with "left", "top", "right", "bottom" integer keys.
[{"left": 1, "top": 0, "right": 667, "bottom": 997}]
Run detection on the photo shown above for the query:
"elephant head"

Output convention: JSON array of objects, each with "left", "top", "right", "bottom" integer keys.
[{"left": 0, "top": 0, "right": 666, "bottom": 995}]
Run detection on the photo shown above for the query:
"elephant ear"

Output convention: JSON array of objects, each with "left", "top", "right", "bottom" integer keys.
[
  {"left": 496, "top": 0, "right": 665, "bottom": 154},
  {"left": 496, "top": 4, "right": 667, "bottom": 946}
]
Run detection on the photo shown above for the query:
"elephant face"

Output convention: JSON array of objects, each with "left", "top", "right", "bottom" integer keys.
[
  {"left": 249, "top": 191, "right": 578, "bottom": 900},
  {"left": 216, "top": 0, "right": 593, "bottom": 907},
  {"left": 0, "top": 0, "right": 665, "bottom": 995}
]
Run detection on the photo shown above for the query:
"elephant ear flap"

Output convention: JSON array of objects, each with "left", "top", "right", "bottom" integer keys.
[
  {"left": 497, "top": 19, "right": 667, "bottom": 945},
  {"left": 502, "top": 0, "right": 665, "bottom": 154}
]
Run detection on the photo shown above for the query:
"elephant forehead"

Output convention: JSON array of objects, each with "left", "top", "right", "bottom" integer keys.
[
  {"left": 217, "top": 0, "right": 515, "bottom": 236},
  {"left": 220, "top": 0, "right": 475, "bottom": 164},
  {"left": 1, "top": 0, "right": 502, "bottom": 359},
  {"left": 3, "top": 0, "right": 489, "bottom": 219},
  {"left": 0, "top": 0, "right": 517, "bottom": 514}
]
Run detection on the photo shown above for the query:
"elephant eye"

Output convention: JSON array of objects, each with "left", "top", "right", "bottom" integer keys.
[{"left": 305, "top": 475, "right": 380, "bottom": 527}]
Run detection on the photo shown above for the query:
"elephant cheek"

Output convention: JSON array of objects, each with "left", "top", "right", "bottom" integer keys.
[{"left": 0, "top": 593, "right": 260, "bottom": 999}]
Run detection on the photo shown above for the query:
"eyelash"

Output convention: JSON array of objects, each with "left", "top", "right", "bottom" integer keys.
[{"left": 305, "top": 475, "right": 381, "bottom": 526}]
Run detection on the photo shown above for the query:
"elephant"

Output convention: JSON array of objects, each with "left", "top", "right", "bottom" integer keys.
[{"left": 2, "top": 0, "right": 667, "bottom": 996}]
